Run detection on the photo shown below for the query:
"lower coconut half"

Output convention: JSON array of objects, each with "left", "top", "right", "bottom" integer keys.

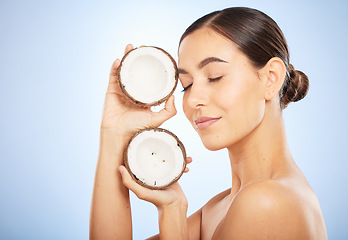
[{"left": 124, "top": 128, "right": 186, "bottom": 190}]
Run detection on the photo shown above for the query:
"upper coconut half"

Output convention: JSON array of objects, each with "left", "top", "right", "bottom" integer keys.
[
  {"left": 124, "top": 128, "right": 187, "bottom": 189},
  {"left": 117, "top": 46, "right": 178, "bottom": 106}
]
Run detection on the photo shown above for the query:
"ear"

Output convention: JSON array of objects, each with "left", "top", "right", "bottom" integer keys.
[{"left": 259, "top": 57, "right": 286, "bottom": 101}]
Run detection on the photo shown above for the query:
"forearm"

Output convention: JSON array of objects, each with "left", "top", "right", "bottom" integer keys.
[
  {"left": 158, "top": 203, "right": 189, "bottom": 240},
  {"left": 90, "top": 129, "right": 132, "bottom": 240}
]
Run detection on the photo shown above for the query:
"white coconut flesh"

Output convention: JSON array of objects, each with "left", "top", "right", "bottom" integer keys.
[
  {"left": 118, "top": 47, "right": 177, "bottom": 105},
  {"left": 126, "top": 129, "right": 186, "bottom": 189}
]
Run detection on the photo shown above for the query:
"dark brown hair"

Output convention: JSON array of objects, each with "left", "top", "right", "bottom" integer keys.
[{"left": 179, "top": 7, "right": 309, "bottom": 109}]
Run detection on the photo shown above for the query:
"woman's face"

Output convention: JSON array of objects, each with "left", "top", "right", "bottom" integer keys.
[{"left": 178, "top": 28, "right": 266, "bottom": 151}]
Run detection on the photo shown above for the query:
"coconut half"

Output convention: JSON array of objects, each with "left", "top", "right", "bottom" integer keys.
[
  {"left": 124, "top": 128, "right": 186, "bottom": 189},
  {"left": 117, "top": 46, "right": 178, "bottom": 106}
]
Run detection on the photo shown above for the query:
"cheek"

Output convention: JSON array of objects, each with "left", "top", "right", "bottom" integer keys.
[
  {"left": 182, "top": 94, "right": 188, "bottom": 116},
  {"left": 219, "top": 76, "right": 266, "bottom": 136},
  {"left": 228, "top": 71, "right": 264, "bottom": 111},
  {"left": 182, "top": 95, "right": 193, "bottom": 124}
]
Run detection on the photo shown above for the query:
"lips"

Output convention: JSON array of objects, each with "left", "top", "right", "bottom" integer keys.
[{"left": 194, "top": 116, "right": 221, "bottom": 130}]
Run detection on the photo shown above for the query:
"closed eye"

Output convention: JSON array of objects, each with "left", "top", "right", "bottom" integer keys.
[
  {"left": 181, "top": 76, "right": 223, "bottom": 92},
  {"left": 181, "top": 83, "right": 192, "bottom": 92},
  {"left": 208, "top": 76, "right": 223, "bottom": 82}
]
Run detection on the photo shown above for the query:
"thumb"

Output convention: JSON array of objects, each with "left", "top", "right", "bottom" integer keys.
[{"left": 150, "top": 95, "right": 177, "bottom": 127}]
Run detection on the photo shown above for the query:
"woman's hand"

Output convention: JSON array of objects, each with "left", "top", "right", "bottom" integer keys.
[
  {"left": 101, "top": 44, "right": 177, "bottom": 139},
  {"left": 118, "top": 157, "right": 192, "bottom": 209},
  {"left": 119, "top": 158, "right": 192, "bottom": 239}
]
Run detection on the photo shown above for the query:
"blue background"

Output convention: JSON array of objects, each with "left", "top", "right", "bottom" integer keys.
[{"left": 1, "top": 0, "right": 347, "bottom": 239}]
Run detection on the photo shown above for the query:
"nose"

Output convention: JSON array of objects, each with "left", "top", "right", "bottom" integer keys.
[{"left": 185, "top": 82, "right": 207, "bottom": 109}]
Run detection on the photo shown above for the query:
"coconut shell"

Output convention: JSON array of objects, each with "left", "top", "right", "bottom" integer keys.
[
  {"left": 116, "top": 46, "right": 179, "bottom": 106},
  {"left": 124, "top": 128, "right": 187, "bottom": 190}
]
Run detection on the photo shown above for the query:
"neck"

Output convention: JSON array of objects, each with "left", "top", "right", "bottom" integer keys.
[{"left": 227, "top": 103, "right": 295, "bottom": 194}]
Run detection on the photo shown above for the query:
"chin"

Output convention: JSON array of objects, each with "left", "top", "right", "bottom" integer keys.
[
  {"left": 199, "top": 130, "right": 246, "bottom": 151},
  {"left": 201, "top": 138, "right": 227, "bottom": 151}
]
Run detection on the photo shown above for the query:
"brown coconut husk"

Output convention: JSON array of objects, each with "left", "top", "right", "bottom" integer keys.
[
  {"left": 116, "top": 46, "right": 179, "bottom": 107},
  {"left": 124, "top": 127, "right": 187, "bottom": 190}
]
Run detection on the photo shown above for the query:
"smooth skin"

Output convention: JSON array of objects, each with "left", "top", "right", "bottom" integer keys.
[
  {"left": 90, "top": 28, "right": 327, "bottom": 239},
  {"left": 90, "top": 44, "right": 191, "bottom": 240}
]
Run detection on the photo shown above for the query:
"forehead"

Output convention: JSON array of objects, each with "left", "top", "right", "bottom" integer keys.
[{"left": 178, "top": 28, "right": 239, "bottom": 67}]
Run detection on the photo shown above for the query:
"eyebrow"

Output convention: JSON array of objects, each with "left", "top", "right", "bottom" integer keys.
[
  {"left": 199, "top": 57, "right": 228, "bottom": 68},
  {"left": 178, "top": 57, "right": 228, "bottom": 74}
]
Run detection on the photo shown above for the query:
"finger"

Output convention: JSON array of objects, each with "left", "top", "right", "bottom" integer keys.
[
  {"left": 184, "top": 167, "right": 189, "bottom": 173},
  {"left": 186, "top": 157, "right": 192, "bottom": 164},
  {"left": 119, "top": 166, "right": 150, "bottom": 200},
  {"left": 107, "top": 44, "right": 135, "bottom": 93},
  {"left": 108, "top": 44, "right": 133, "bottom": 85},
  {"left": 150, "top": 95, "right": 177, "bottom": 127},
  {"left": 124, "top": 44, "right": 134, "bottom": 55},
  {"left": 109, "top": 59, "right": 121, "bottom": 84}
]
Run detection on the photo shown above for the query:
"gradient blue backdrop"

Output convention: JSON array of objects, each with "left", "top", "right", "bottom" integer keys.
[{"left": 1, "top": 0, "right": 347, "bottom": 239}]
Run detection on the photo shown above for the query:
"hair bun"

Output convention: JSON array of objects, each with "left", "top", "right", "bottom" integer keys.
[{"left": 282, "top": 64, "right": 309, "bottom": 108}]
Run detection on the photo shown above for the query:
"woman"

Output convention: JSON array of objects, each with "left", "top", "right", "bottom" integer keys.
[{"left": 90, "top": 7, "right": 327, "bottom": 239}]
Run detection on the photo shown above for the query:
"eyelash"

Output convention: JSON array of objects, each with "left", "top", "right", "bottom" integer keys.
[
  {"left": 208, "top": 76, "right": 223, "bottom": 82},
  {"left": 181, "top": 76, "right": 223, "bottom": 92},
  {"left": 181, "top": 84, "right": 192, "bottom": 92}
]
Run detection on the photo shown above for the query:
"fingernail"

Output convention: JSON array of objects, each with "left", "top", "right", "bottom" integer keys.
[{"left": 119, "top": 167, "right": 124, "bottom": 175}]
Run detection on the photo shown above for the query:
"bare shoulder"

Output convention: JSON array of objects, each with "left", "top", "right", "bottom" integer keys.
[
  {"left": 204, "top": 188, "right": 231, "bottom": 207},
  {"left": 213, "top": 180, "right": 327, "bottom": 240},
  {"left": 185, "top": 189, "right": 231, "bottom": 240}
]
